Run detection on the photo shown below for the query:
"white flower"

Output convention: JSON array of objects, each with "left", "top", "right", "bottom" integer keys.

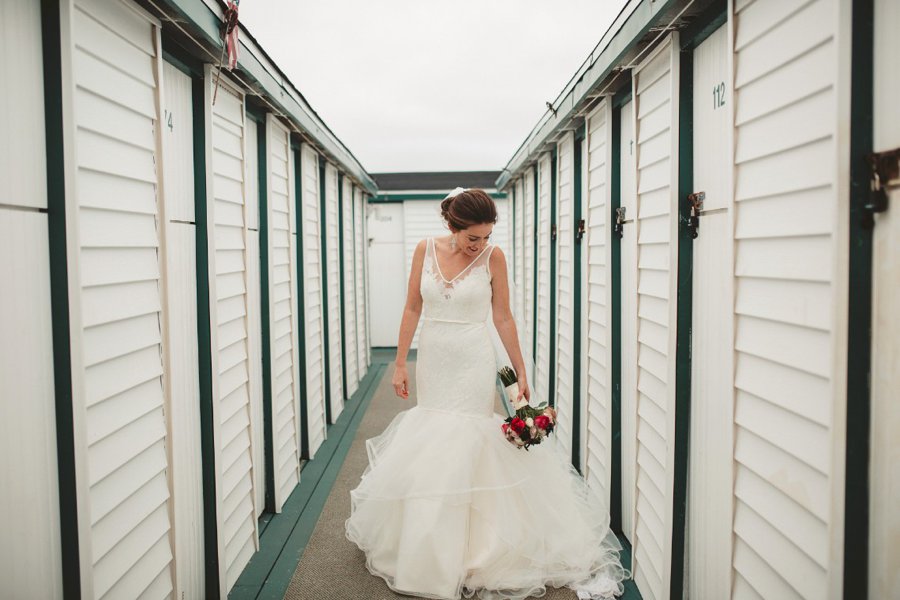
[{"left": 525, "top": 417, "right": 534, "bottom": 427}]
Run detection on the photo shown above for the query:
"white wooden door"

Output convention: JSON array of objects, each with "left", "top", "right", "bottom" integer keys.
[
  {"left": 619, "top": 97, "right": 638, "bottom": 546},
  {"left": 300, "top": 144, "right": 328, "bottom": 458},
  {"left": 730, "top": 0, "right": 849, "bottom": 596},
  {"left": 584, "top": 100, "right": 613, "bottom": 503},
  {"left": 363, "top": 194, "right": 373, "bottom": 367},
  {"left": 369, "top": 202, "right": 406, "bottom": 348},
  {"left": 244, "top": 117, "right": 266, "bottom": 520},
  {"left": 555, "top": 133, "right": 576, "bottom": 459},
  {"left": 266, "top": 115, "right": 302, "bottom": 510},
  {"left": 66, "top": 1, "right": 176, "bottom": 595},
  {"left": 402, "top": 200, "right": 446, "bottom": 349},
  {"left": 535, "top": 155, "right": 553, "bottom": 407},
  {"left": 341, "top": 176, "right": 360, "bottom": 396},
  {"left": 161, "top": 59, "right": 204, "bottom": 599},
  {"left": 630, "top": 34, "right": 680, "bottom": 600},
  {"left": 205, "top": 68, "right": 259, "bottom": 593},
  {"left": 686, "top": 23, "right": 733, "bottom": 600},
  {"left": 523, "top": 169, "right": 536, "bottom": 356},
  {"left": 354, "top": 189, "right": 368, "bottom": 370},
  {"left": 324, "top": 163, "right": 345, "bottom": 420},
  {"left": 870, "top": 0, "right": 900, "bottom": 595},
  {"left": 491, "top": 197, "right": 511, "bottom": 254},
  {"left": 0, "top": 4, "right": 61, "bottom": 593},
  {"left": 513, "top": 179, "right": 527, "bottom": 325}
]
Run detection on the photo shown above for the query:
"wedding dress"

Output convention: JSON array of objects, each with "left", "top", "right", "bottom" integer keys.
[{"left": 345, "top": 237, "right": 627, "bottom": 599}]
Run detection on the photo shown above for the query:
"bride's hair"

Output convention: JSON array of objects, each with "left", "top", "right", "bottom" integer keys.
[{"left": 440, "top": 188, "right": 498, "bottom": 232}]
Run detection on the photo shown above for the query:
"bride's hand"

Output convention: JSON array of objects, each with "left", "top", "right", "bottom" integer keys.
[
  {"left": 517, "top": 379, "right": 530, "bottom": 403},
  {"left": 392, "top": 364, "right": 410, "bottom": 399}
]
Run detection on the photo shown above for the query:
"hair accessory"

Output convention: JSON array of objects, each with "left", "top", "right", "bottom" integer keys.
[{"left": 445, "top": 187, "right": 468, "bottom": 200}]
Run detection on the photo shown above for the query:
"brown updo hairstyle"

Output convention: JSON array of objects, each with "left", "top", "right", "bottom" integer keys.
[{"left": 440, "top": 188, "right": 498, "bottom": 232}]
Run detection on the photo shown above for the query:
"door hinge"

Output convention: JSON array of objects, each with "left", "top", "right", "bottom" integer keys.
[
  {"left": 687, "top": 192, "right": 705, "bottom": 239},
  {"left": 864, "top": 147, "right": 900, "bottom": 228},
  {"left": 614, "top": 207, "right": 626, "bottom": 239},
  {"left": 576, "top": 218, "right": 586, "bottom": 242},
  {"left": 551, "top": 223, "right": 558, "bottom": 241}
]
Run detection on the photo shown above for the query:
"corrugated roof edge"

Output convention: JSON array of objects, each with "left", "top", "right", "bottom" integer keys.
[
  {"left": 145, "top": 0, "right": 378, "bottom": 194},
  {"left": 495, "top": 0, "right": 681, "bottom": 190}
]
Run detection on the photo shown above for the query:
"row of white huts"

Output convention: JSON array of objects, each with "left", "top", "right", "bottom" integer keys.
[
  {"left": 1, "top": 0, "right": 374, "bottom": 598},
  {"left": 496, "top": 0, "right": 898, "bottom": 598}
]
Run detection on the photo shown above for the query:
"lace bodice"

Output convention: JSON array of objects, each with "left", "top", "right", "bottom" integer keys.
[{"left": 420, "top": 237, "right": 494, "bottom": 323}]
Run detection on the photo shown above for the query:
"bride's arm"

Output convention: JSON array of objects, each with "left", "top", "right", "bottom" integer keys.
[
  {"left": 392, "top": 239, "right": 426, "bottom": 397},
  {"left": 489, "top": 248, "right": 529, "bottom": 391}
]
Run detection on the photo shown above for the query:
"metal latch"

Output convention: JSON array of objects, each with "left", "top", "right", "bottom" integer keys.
[
  {"left": 551, "top": 223, "right": 557, "bottom": 241},
  {"left": 865, "top": 148, "right": 900, "bottom": 228},
  {"left": 687, "top": 192, "right": 705, "bottom": 239},
  {"left": 614, "top": 207, "right": 626, "bottom": 239},
  {"left": 576, "top": 218, "right": 586, "bottom": 242}
]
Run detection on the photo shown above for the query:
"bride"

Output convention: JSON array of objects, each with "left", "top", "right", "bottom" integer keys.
[{"left": 345, "top": 188, "right": 627, "bottom": 599}]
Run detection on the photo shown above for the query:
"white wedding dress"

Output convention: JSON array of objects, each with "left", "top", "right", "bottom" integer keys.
[{"left": 345, "top": 238, "right": 627, "bottom": 599}]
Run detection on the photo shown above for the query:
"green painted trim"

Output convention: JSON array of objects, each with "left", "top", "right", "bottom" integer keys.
[
  {"left": 678, "top": 0, "right": 727, "bottom": 51},
  {"left": 670, "top": 45, "right": 694, "bottom": 600},
  {"left": 571, "top": 131, "right": 584, "bottom": 472},
  {"left": 41, "top": 0, "right": 81, "bottom": 595},
  {"left": 255, "top": 118, "right": 276, "bottom": 514},
  {"left": 293, "top": 144, "right": 310, "bottom": 460},
  {"left": 230, "top": 364, "right": 385, "bottom": 599},
  {"left": 191, "top": 70, "right": 221, "bottom": 595},
  {"left": 612, "top": 85, "right": 632, "bottom": 110},
  {"left": 843, "top": 0, "right": 874, "bottom": 593},
  {"left": 548, "top": 149, "right": 558, "bottom": 411},
  {"left": 370, "top": 192, "right": 507, "bottom": 202},
  {"left": 532, "top": 168, "right": 539, "bottom": 359},
  {"left": 337, "top": 174, "right": 349, "bottom": 400},
  {"left": 609, "top": 104, "right": 624, "bottom": 534},
  {"left": 318, "top": 158, "right": 332, "bottom": 425}
]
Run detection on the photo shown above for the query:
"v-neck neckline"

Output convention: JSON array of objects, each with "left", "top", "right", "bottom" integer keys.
[{"left": 431, "top": 237, "right": 491, "bottom": 284}]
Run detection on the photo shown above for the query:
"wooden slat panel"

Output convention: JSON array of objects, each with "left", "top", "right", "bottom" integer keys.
[
  {"left": 629, "top": 35, "right": 678, "bottom": 600},
  {"left": 323, "top": 163, "right": 345, "bottom": 421},
  {"left": 555, "top": 133, "right": 576, "bottom": 460},
  {"left": 341, "top": 176, "right": 359, "bottom": 395}
]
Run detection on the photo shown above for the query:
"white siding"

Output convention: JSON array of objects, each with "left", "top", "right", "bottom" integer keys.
[
  {"left": 491, "top": 197, "right": 511, "bottom": 255},
  {"left": 870, "top": 0, "right": 900, "bottom": 595},
  {"left": 324, "top": 163, "right": 345, "bottom": 420},
  {"left": 535, "top": 155, "right": 553, "bottom": 407},
  {"left": 341, "top": 177, "right": 360, "bottom": 395},
  {"left": 300, "top": 145, "right": 328, "bottom": 458},
  {"left": 364, "top": 195, "right": 372, "bottom": 367},
  {"left": 584, "top": 100, "right": 613, "bottom": 502},
  {"left": 630, "top": 34, "right": 680, "bottom": 600},
  {"left": 686, "top": 23, "right": 733, "bottom": 600},
  {"left": 65, "top": 0, "right": 176, "bottom": 596},
  {"left": 205, "top": 70, "right": 259, "bottom": 594},
  {"left": 731, "top": 0, "right": 849, "bottom": 596},
  {"left": 266, "top": 116, "right": 302, "bottom": 510},
  {"left": 161, "top": 60, "right": 204, "bottom": 599},
  {"left": 555, "top": 133, "right": 576, "bottom": 459},
  {"left": 354, "top": 189, "right": 368, "bottom": 372},
  {"left": 523, "top": 168, "right": 536, "bottom": 356},
  {"left": 0, "top": 2, "right": 62, "bottom": 597},
  {"left": 513, "top": 179, "right": 527, "bottom": 324}
]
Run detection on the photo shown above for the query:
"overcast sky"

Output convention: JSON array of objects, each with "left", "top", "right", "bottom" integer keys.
[{"left": 239, "top": 1, "right": 629, "bottom": 173}]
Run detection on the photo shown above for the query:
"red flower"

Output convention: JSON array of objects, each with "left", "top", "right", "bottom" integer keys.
[
  {"left": 510, "top": 417, "right": 527, "bottom": 435},
  {"left": 533, "top": 415, "right": 551, "bottom": 430},
  {"left": 501, "top": 423, "right": 510, "bottom": 434}
]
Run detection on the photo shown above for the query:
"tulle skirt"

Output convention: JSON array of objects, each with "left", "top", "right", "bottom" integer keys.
[{"left": 344, "top": 403, "right": 628, "bottom": 599}]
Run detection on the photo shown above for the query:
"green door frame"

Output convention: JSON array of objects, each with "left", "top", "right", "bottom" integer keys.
[
  {"left": 337, "top": 174, "right": 349, "bottom": 401},
  {"left": 572, "top": 126, "right": 586, "bottom": 471},
  {"left": 247, "top": 106, "right": 277, "bottom": 515},
  {"left": 549, "top": 148, "right": 558, "bottom": 410},
  {"left": 844, "top": 0, "right": 875, "bottom": 593},
  {"left": 672, "top": 4, "right": 727, "bottom": 598}
]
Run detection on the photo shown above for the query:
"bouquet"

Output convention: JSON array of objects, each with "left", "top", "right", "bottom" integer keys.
[{"left": 497, "top": 366, "right": 556, "bottom": 450}]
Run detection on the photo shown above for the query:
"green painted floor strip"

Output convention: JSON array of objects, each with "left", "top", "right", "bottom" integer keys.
[{"left": 230, "top": 363, "right": 386, "bottom": 599}]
